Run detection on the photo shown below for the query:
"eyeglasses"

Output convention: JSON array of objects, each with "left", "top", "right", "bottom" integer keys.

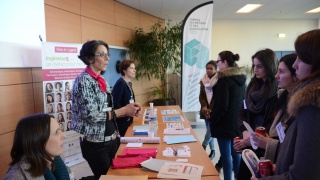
[
  {"left": 95, "top": 52, "right": 111, "bottom": 58},
  {"left": 216, "top": 60, "right": 223, "bottom": 63}
]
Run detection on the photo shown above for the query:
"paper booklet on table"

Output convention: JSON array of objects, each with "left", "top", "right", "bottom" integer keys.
[
  {"left": 163, "top": 135, "right": 197, "bottom": 144},
  {"left": 163, "top": 128, "right": 190, "bottom": 135},
  {"left": 157, "top": 162, "right": 203, "bottom": 180},
  {"left": 161, "top": 109, "right": 180, "bottom": 115},
  {"left": 242, "top": 149, "right": 261, "bottom": 178},
  {"left": 162, "top": 115, "right": 184, "bottom": 122}
]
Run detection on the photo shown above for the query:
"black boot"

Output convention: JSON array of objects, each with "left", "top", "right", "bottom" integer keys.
[
  {"left": 202, "top": 145, "right": 206, "bottom": 150},
  {"left": 215, "top": 157, "right": 222, "bottom": 173},
  {"left": 208, "top": 150, "right": 215, "bottom": 160}
]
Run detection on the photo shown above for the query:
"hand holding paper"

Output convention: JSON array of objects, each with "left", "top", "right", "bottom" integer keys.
[{"left": 243, "top": 121, "right": 258, "bottom": 150}]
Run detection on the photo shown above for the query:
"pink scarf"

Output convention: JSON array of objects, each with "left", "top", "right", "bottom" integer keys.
[{"left": 85, "top": 66, "right": 107, "bottom": 92}]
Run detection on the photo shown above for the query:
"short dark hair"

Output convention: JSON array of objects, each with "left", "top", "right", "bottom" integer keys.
[
  {"left": 294, "top": 29, "right": 320, "bottom": 73},
  {"left": 78, "top": 40, "right": 109, "bottom": 65},
  {"left": 218, "top": 51, "right": 240, "bottom": 67},
  {"left": 206, "top": 60, "right": 217, "bottom": 69},
  {"left": 117, "top": 60, "right": 135, "bottom": 76},
  {"left": 10, "top": 114, "right": 54, "bottom": 176}
]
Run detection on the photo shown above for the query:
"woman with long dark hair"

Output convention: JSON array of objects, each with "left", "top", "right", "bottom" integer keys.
[
  {"left": 235, "top": 48, "right": 278, "bottom": 179},
  {"left": 4, "top": 114, "right": 68, "bottom": 179}
]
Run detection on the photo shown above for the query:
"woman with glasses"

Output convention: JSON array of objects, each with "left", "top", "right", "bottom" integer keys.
[
  {"left": 72, "top": 40, "right": 141, "bottom": 179},
  {"left": 112, "top": 60, "right": 139, "bottom": 137},
  {"left": 209, "top": 51, "right": 246, "bottom": 180},
  {"left": 235, "top": 48, "right": 278, "bottom": 179}
]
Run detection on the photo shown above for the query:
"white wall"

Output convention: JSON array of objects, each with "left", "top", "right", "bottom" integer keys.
[
  {"left": 211, "top": 19, "right": 319, "bottom": 67},
  {"left": 0, "top": 0, "right": 45, "bottom": 67}
]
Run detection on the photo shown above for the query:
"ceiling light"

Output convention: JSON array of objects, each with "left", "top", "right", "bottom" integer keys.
[
  {"left": 237, "top": 4, "right": 262, "bottom": 13},
  {"left": 306, "top": 7, "right": 320, "bottom": 13},
  {"left": 278, "top": 33, "right": 286, "bottom": 38}
]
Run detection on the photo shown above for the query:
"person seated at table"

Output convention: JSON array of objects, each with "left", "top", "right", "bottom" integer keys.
[{"left": 3, "top": 113, "right": 69, "bottom": 179}]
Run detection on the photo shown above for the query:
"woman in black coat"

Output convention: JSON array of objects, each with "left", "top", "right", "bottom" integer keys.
[{"left": 210, "top": 51, "right": 246, "bottom": 180}]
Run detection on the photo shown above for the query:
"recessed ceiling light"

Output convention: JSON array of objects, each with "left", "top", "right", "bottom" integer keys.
[
  {"left": 306, "top": 7, "right": 320, "bottom": 13},
  {"left": 237, "top": 4, "right": 263, "bottom": 13}
]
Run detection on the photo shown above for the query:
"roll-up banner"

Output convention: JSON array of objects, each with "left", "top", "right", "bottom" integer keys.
[
  {"left": 181, "top": 1, "right": 213, "bottom": 112},
  {"left": 42, "top": 42, "right": 127, "bottom": 166},
  {"left": 42, "top": 42, "right": 86, "bottom": 167}
]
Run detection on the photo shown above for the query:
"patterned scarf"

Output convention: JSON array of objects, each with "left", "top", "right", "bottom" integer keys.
[
  {"left": 245, "top": 79, "right": 278, "bottom": 114},
  {"left": 85, "top": 66, "right": 107, "bottom": 92}
]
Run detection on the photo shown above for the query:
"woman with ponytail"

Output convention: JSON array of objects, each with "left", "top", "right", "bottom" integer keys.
[{"left": 209, "top": 51, "right": 247, "bottom": 180}]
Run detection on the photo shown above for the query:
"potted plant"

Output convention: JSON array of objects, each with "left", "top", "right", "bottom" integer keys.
[{"left": 124, "top": 20, "right": 182, "bottom": 105}]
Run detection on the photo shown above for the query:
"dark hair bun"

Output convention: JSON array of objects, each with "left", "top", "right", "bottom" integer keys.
[
  {"left": 233, "top": 54, "right": 240, "bottom": 61},
  {"left": 116, "top": 60, "right": 121, "bottom": 74}
]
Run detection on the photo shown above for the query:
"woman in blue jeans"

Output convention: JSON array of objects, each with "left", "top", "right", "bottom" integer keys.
[
  {"left": 199, "top": 60, "right": 217, "bottom": 159},
  {"left": 209, "top": 51, "right": 246, "bottom": 180}
]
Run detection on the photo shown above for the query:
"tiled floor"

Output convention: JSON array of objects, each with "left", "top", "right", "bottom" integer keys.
[{"left": 69, "top": 118, "right": 230, "bottom": 180}]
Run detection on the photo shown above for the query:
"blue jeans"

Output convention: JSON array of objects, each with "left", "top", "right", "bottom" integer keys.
[
  {"left": 202, "top": 119, "right": 215, "bottom": 150},
  {"left": 217, "top": 138, "right": 241, "bottom": 180}
]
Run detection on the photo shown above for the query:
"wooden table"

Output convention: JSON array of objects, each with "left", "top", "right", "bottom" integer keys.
[{"left": 107, "top": 105, "right": 220, "bottom": 179}]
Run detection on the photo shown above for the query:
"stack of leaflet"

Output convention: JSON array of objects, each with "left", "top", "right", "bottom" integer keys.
[
  {"left": 140, "top": 158, "right": 175, "bottom": 172},
  {"left": 162, "top": 145, "right": 191, "bottom": 157},
  {"left": 133, "top": 125, "right": 149, "bottom": 136},
  {"left": 143, "top": 108, "right": 157, "bottom": 125},
  {"left": 163, "top": 135, "right": 197, "bottom": 145},
  {"left": 163, "top": 123, "right": 190, "bottom": 134}
]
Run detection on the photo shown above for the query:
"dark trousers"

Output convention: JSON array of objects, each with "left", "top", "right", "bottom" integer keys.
[{"left": 80, "top": 138, "right": 119, "bottom": 180}]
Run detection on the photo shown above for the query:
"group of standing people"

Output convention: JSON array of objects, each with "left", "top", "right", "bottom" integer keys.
[
  {"left": 200, "top": 29, "right": 320, "bottom": 180},
  {"left": 3, "top": 29, "right": 320, "bottom": 180}
]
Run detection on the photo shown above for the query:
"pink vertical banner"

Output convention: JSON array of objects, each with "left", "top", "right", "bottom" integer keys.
[{"left": 41, "top": 42, "right": 86, "bottom": 167}]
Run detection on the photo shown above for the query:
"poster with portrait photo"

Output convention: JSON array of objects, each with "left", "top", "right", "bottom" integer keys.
[
  {"left": 66, "top": 111, "right": 72, "bottom": 121},
  {"left": 45, "top": 82, "right": 54, "bottom": 93},
  {"left": 45, "top": 93, "right": 55, "bottom": 104},
  {"left": 58, "top": 122, "right": 65, "bottom": 132},
  {"left": 57, "top": 112, "right": 66, "bottom": 123},
  {"left": 46, "top": 103, "right": 55, "bottom": 115},
  {"left": 64, "top": 81, "right": 72, "bottom": 91},
  {"left": 54, "top": 81, "right": 63, "bottom": 92},
  {"left": 55, "top": 92, "right": 64, "bottom": 103},
  {"left": 41, "top": 42, "right": 100, "bottom": 166},
  {"left": 65, "top": 101, "right": 72, "bottom": 112},
  {"left": 66, "top": 120, "right": 72, "bottom": 131},
  {"left": 56, "top": 102, "right": 65, "bottom": 113},
  {"left": 64, "top": 91, "right": 72, "bottom": 101}
]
